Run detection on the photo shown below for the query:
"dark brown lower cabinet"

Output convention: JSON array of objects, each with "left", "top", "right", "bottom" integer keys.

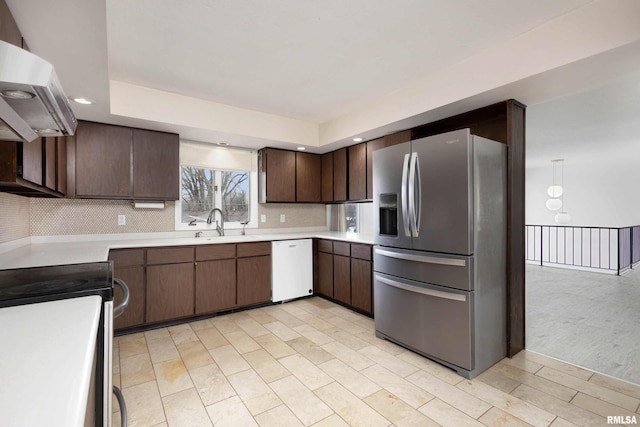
[
  {"left": 195, "top": 259, "right": 236, "bottom": 314},
  {"left": 237, "top": 256, "right": 271, "bottom": 306},
  {"left": 333, "top": 255, "right": 351, "bottom": 305},
  {"left": 146, "top": 263, "right": 194, "bottom": 323},
  {"left": 350, "top": 258, "right": 372, "bottom": 314},
  {"left": 314, "top": 240, "right": 373, "bottom": 316},
  {"left": 113, "top": 265, "right": 145, "bottom": 330},
  {"left": 317, "top": 251, "right": 333, "bottom": 297}
]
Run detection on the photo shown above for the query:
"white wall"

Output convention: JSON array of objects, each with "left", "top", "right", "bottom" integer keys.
[{"left": 526, "top": 156, "right": 640, "bottom": 227}]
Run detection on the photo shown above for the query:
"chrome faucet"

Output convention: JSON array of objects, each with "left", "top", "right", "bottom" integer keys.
[{"left": 207, "top": 208, "right": 225, "bottom": 236}]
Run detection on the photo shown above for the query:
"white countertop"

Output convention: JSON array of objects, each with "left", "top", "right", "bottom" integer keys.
[
  {"left": 0, "top": 296, "right": 102, "bottom": 427},
  {"left": 0, "top": 231, "right": 375, "bottom": 270}
]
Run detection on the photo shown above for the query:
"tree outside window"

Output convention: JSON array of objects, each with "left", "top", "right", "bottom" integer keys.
[{"left": 181, "top": 166, "right": 249, "bottom": 223}]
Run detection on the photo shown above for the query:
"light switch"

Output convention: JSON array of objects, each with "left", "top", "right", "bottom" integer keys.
[
  {"left": 280, "top": 214, "right": 285, "bottom": 223},
  {"left": 260, "top": 214, "right": 266, "bottom": 223},
  {"left": 118, "top": 214, "right": 126, "bottom": 226}
]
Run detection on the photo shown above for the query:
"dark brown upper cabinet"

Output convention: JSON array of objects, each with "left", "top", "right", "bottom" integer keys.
[
  {"left": 348, "top": 143, "right": 366, "bottom": 201},
  {"left": 56, "top": 137, "right": 67, "bottom": 194},
  {"left": 0, "top": 136, "right": 67, "bottom": 197},
  {"left": 75, "top": 121, "right": 132, "bottom": 198},
  {"left": 333, "top": 148, "right": 347, "bottom": 202},
  {"left": 44, "top": 137, "right": 56, "bottom": 191},
  {"left": 259, "top": 147, "right": 323, "bottom": 203},
  {"left": 296, "top": 151, "right": 321, "bottom": 202},
  {"left": 133, "top": 129, "right": 180, "bottom": 200},
  {"left": 259, "top": 148, "right": 296, "bottom": 202},
  {"left": 321, "top": 152, "right": 333, "bottom": 202},
  {"left": 73, "top": 121, "right": 179, "bottom": 200}
]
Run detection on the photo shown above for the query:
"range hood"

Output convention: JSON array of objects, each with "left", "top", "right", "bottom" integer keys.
[{"left": 0, "top": 40, "right": 77, "bottom": 143}]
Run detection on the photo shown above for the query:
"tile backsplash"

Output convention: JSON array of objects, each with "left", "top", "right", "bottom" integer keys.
[
  {"left": 26, "top": 198, "right": 326, "bottom": 237},
  {"left": 30, "top": 199, "right": 176, "bottom": 236},
  {"left": 0, "top": 193, "right": 30, "bottom": 244},
  {"left": 258, "top": 203, "right": 326, "bottom": 229}
]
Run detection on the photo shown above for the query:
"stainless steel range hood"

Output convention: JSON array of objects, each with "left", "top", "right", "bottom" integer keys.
[{"left": 0, "top": 40, "right": 77, "bottom": 143}]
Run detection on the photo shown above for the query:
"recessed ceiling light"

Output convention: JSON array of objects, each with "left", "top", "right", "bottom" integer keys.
[
  {"left": 72, "top": 97, "right": 93, "bottom": 105},
  {"left": 1, "top": 90, "right": 35, "bottom": 99},
  {"left": 297, "top": 147, "right": 306, "bottom": 151},
  {"left": 353, "top": 137, "right": 363, "bottom": 142}
]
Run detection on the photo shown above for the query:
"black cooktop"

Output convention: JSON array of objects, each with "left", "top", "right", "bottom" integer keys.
[{"left": 0, "top": 262, "right": 113, "bottom": 307}]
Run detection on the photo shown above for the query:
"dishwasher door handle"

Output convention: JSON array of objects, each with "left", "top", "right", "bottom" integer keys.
[
  {"left": 113, "top": 278, "right": 130, "bottom": 318},
  {"left": 375, "top": 274, "right": 466, "bottom": 302}
]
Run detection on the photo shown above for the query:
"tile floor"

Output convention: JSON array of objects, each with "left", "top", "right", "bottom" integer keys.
[
  {"left": 113, "top": 297, "right": 640, "bottom": 426},
  {"left": 526, "top": 264, "right": 640, "bottom": 385}
]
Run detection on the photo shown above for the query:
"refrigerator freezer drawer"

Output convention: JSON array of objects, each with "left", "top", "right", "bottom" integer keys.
[
  {"left": 374, "top": 246, "right": 473, "bottom": 291},
  {"left": 374, "top": 272, "right": 473, "bottom": 371}
]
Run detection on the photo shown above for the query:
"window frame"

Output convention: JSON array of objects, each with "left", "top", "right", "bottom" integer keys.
[{"left": 174, "top": 165, "right": 258, "bottom": 232}]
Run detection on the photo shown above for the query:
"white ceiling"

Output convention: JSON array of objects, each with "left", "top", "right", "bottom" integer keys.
[
  {"left": 105, "top": 0, "right": 589, "bottom": 123},
  {"left": 5, "top": 0, "right": 640, "bottom": 162}
]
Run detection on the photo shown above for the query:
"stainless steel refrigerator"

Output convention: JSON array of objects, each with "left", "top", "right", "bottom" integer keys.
[{"left": 372, "top": 128, "right": 506, "bottom": 379}]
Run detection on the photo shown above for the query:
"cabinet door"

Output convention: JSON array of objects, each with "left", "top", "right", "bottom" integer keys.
[
  {"left": 75, "top": 121, "right": 132, "bottom": 198},
  {"left": 265, "top": 148, "right": 295, "bottom": 202},
  {"left": 56, "top": 137, "right": 67, "bottom": 194},
  {"left": 21, "top": 138, "right": 42, "bottom": 185},
  {"left": 321, "top": 152, "right": 333, "bottom": 202},
  {"left": 113, "top": 265, "right": 145, "bottom": 330},
  {"left": 195, "top": 259, "right": 236, "bottom": 314},
  {"left": 333, "top": 254, "right": 350, "bottom": 304},
  {"left": 348, "top": 143, "right": 366, "bottom": 201},
  {"left": 110, "top": 248, "right": 146, "bottom": 330},
  {"left": 296, "top": 151, "right": 321, "bottom": 202},
  {"left": 133, "top": 129, "right": 179, "bottom": 200},
  {"left": 146, "top": 263, "right": 194, "bottom": 323},
  {"left": 333, "top": 148, "right": 347, "bottom": 202},
  {"left": 44, "top": 137, "right": 56, "bottom": 190},
  {"left": 317, "top": 251, "right": 333, "bottom": 297},
  {"left": 237, "top": 255, "right": 271, "bottom": 306},
  {"left": 351, "top": 258, "right": 372, "bottom": 314}
]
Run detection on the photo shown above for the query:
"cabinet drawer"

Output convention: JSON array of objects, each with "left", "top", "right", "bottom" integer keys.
[
  {"left": 350, "top": 244, "right": 371, "bottom": 261},
  {"left": 317, "top": 239, "right": 333, "bottom": 253},
  {"left": 147, "top": 246, "right": 194, "bottom": 264},
  {"left": 196, "top": 244, "right": 236, "bottom": 261},
  {"left": 332, "top": 241, "right": 350, "bottom": 256},
  {"left": 237, "top": 242, "right": 271, "bottom": 258},
  {"left": 109, "top": 249, "right": 145, "bottom": 267}
]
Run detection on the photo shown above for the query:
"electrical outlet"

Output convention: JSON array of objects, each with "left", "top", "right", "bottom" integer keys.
[
  {"left": 260, "top": 214, "right": 266, "bottom": 223},
  {"left": 280, "top": 214, "right": 285, "bottom": 223},
  {"left": 118, "top": 214, "right": 126, "bottom": 226}
]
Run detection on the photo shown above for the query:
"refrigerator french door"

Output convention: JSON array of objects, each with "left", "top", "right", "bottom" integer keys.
[{"left": 372, "top": 128, "right": 507, "bottom": 379}]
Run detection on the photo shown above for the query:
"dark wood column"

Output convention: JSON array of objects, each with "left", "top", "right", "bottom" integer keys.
[{"left": 505, "top": 100, "right": 526, "bottom": 357}]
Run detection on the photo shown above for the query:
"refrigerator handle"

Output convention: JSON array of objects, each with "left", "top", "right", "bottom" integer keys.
[
  {"left": 375, "top": 274, "right": 467, "bottom": 302},
  {"left": 401, "top": 153, "right": 411, "bottom": 237},
  {"left": 408, "top": 152, "right": 421, "bottom": 237}
]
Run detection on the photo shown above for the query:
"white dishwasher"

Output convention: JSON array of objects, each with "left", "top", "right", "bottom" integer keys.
[{"left": 272, "top": 239, "right": 313, "bottom": 302}]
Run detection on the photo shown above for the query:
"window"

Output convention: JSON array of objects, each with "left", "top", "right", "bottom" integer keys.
[
  {"left": 175, "top": 142, "right": 258, "bottom": 230},
  {"left": 181, "top": 167, "right": 250, "bottom": 223}
]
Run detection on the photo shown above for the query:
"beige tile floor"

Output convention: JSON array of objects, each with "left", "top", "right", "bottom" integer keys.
[{"left": 112, "top": 297, "right": 640, "bottom": 426}]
